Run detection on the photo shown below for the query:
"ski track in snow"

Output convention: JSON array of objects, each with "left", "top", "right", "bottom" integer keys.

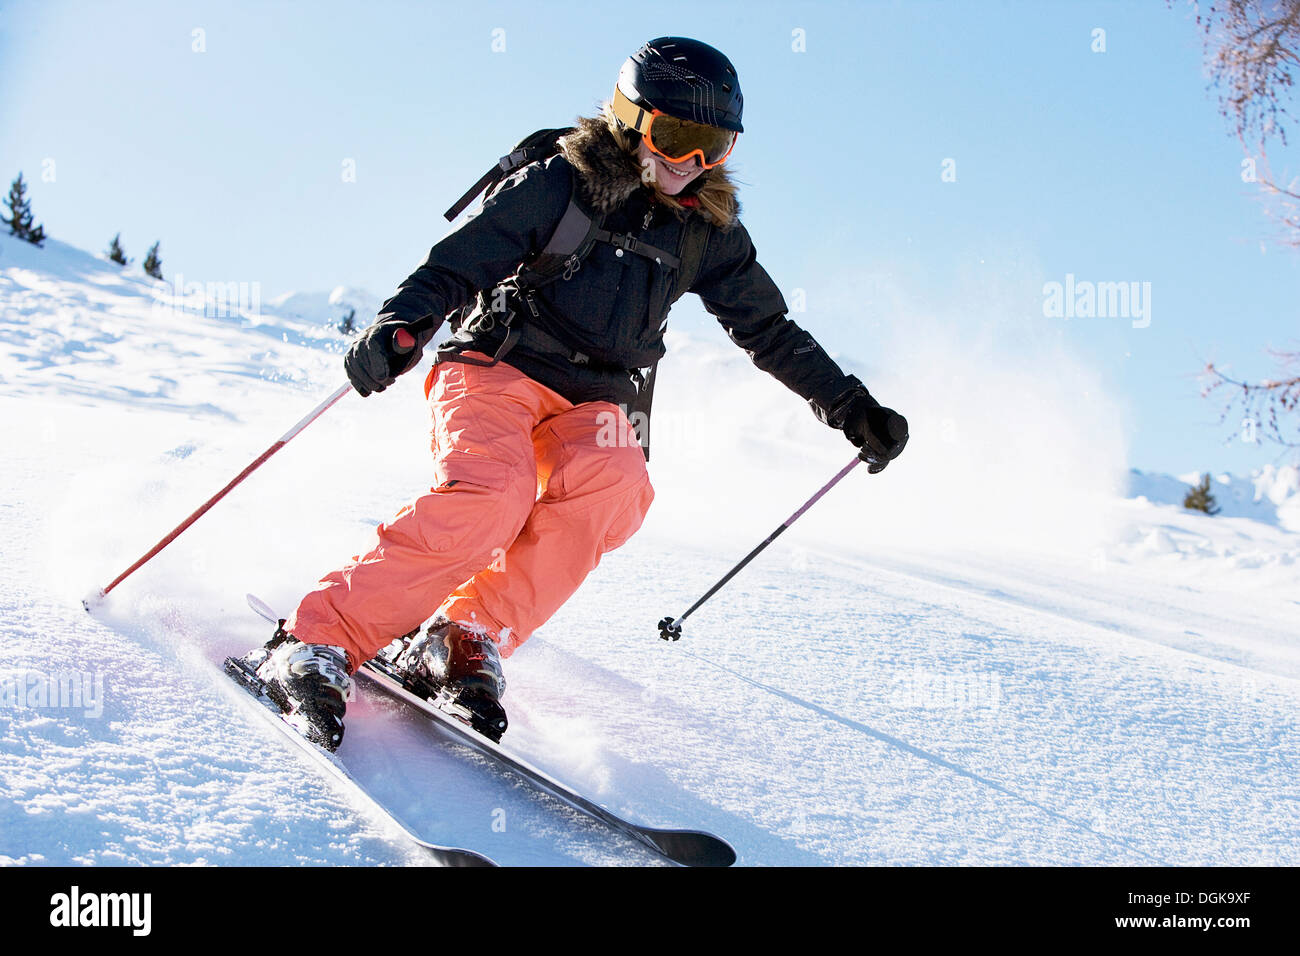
[
  {"left": 0, "top": 440, "right": 419, "bottom": 866},
  {"left": 2, "top": 234, "right": 1297, "bottom": 866},
  {"left": 528, "top": 540, "right": 1299, "bottom": 866}
]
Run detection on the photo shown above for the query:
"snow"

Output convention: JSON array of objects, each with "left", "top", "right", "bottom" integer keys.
[
  {"left": 1127, "top": 465, "right": 1300, "bottom": 531},
  {"left": 1, "top": 232, "right": 1297, "bottom": 865},
  {"left": 265, "top": 286, "right": 382, "bottom": 331}
]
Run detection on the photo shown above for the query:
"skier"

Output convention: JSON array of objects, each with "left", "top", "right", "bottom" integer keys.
[{"left": 250, "top": 36, "right": 909, "bottom": 749}]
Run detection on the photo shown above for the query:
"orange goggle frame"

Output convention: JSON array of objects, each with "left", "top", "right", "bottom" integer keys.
[{"left": 612, "top": 85, "right": 738, "bottom": 169}]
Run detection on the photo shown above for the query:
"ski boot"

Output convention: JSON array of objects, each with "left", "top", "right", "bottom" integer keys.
[
  {"left": 395, "top": 618, "right": 508, "bottom": 742},
  {"left": 250, "top": 622, "right": 354, "bottom": 752}
]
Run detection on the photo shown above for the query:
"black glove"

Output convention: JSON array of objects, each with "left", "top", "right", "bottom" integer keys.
[
  {"left": 344, "top": 320, "right": 424, "bottom": 396},
  {"left": 839, "top": 389, "right": 909, "bottom": 473}
]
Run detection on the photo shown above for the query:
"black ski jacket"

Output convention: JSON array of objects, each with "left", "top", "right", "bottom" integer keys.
[{"left": 374, "top": 117, "right": 863, "bottom": 425}]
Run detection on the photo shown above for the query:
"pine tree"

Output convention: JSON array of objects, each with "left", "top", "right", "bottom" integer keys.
[
  {"left": 106, "top": 232, "right": 130, "bottom": 266},
  {"left": 1183, "top": 473, "right": 1221, "bottom": 515},
  {"left": 2, "top": 173, "right": 46, "bottom": 246},
  {"left": 142, "top": 241, "right": 162, "bottom": 280},
  {"left": 2, "top": 173, "right": 32, "bottom": 238}
]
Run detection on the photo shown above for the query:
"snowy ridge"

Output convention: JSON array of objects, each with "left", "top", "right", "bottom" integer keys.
[
  {"left": 265, "top": 287, "right": 382, "bottom": 330},
  {"left": 1127, "top": 465, "right": 1300, "bottom": 530},
  {"left": 2, "top": 233, "right": 1297, "bottom": 866}
]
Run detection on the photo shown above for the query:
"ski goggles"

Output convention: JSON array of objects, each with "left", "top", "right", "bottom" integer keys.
[{"left": 612, "top": 85, "right": 738, "bottom": 169}]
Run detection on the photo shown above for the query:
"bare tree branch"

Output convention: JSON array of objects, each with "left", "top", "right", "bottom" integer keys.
[
  {"left": 1185, "top": 0, "right": 1300, "bottom": 146},
  {"left": 1202, "top": 351, "right": 1300, "bottom": 450},
  {"left": 1178, "top": 2, "right": 1300, "bottom": 456}
]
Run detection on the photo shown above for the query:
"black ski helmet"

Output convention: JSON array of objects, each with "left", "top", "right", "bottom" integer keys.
[{"left": 616, "top": 37, "right": 744, "bottom": 133}]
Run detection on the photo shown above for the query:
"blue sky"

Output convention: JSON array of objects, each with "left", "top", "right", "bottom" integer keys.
[{"left": 2, "top": 0, "right": 1297, "bottom": 475}]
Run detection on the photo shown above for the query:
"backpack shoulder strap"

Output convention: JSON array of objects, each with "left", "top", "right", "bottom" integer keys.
[
  {"left": 672, "top": 215, "right": 712, "bottom": 304},
  {"left": 647, "top": 214, "right": 712, "bottom": 321},
  {"left": 634, "top": 215, "right": 714, "bottom": 462},
  {"left": 515, "top": 188, "right": 604, "bottom": 293},
  {"left": 443, "top": 127, "right": 574, "bottom": 222}
]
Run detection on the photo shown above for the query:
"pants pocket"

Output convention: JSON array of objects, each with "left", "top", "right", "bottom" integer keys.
[{"left": 428, "top": 361, "right": 535, "bottom": 493}]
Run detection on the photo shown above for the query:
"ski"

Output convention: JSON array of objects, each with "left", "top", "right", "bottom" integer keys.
[
  {"left": 358, "top": 655, "right": 737, "bottom": 867},
  {"left": 223, "top": 651, "right": 497, "bottom": 867},
  {"left": 246, "top": 594, "right": 737, "bottom": 867}
]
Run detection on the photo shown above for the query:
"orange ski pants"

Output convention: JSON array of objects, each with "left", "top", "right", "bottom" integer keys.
[{"left": 286, "top": 354, "right": 654, "bottom": 669}]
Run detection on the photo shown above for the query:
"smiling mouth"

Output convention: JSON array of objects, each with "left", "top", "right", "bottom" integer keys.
[{"left": 660, "top": 160, "right": 695, "bottom": 179}]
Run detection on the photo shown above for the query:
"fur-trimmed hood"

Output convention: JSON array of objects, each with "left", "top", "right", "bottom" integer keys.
[{"left": 557, "top": 114, "right": 739, "bottom": 229}]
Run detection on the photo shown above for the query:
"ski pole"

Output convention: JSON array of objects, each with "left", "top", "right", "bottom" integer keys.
[
  {"left": 87, "top": 382, "right": 353, "bottom": 606},
  {"left": 657, "top": 454, "right": 865, "bottom": 641}
]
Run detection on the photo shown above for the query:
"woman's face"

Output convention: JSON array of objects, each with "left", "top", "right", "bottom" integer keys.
[{"left": 636, "top": 138, "right": 705, "bottom": 196}]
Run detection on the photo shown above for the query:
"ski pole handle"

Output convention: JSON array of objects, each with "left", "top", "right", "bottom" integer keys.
[
  {"left": 393, "top": 311, "right": 443, "bottom": 354},
  {"left": 859, "top": 413, "right": 909, "bottom": 471}
]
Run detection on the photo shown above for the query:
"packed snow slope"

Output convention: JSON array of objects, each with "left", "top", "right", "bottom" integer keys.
[{"left": 1, "top": 234, "right": 1297, "bottom": 865}]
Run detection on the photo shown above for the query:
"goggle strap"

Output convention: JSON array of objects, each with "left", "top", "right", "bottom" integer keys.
[{"left": 613, "top": 86, "right": 652, "bottom": 135}]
